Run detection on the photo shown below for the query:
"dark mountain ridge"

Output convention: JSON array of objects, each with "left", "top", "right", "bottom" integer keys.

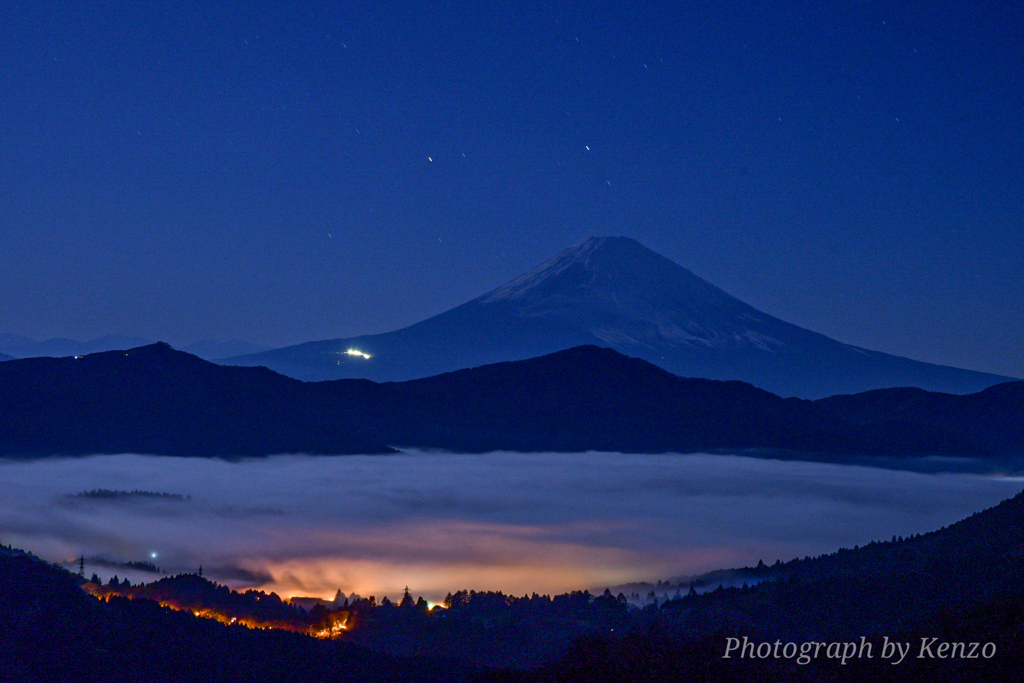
[
  {"left": 0, "top": 342, "right": 1019, "bottom": 459},
  {"left": 0, "top": 344, "right": 391, "bottom": 457},
  {"left": 338, "top": 346, "right": 974, "bottom": 456},
  {"left": 224, "top": 237, "right": 1014, "bottom": 398},
  {"left": 816, "top": 382, "right": 1024, "bottom": 458}
]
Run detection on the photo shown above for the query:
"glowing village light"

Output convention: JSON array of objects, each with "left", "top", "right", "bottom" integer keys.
[{"left": 344, "top": 349, "right": 372, "bottom": 360}]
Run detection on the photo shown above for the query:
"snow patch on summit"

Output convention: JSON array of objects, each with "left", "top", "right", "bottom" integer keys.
[
  {"left": 221, "top": 235, "right": 1013, "bottom": 397},
  {"left": 479, "top": 237, "right": 608, "bottom": 303}
]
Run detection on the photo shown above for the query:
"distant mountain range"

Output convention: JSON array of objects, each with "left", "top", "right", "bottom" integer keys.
[
  {"left": 0, "top": 334, "right": 267, "bottom": 361},
  {"left": 817, "top": 383, "right": 1024, "bottom": 460},
  {"left": 1, "top": 342, "right": 1021, "bottom": 459},
  {"left": 222, "top": 237, "right": 1014, "bottom": 399}
]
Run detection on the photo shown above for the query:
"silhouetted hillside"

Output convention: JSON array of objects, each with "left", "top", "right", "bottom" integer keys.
[
  {"left": 496, "top": 598, "right": 1024, "bottom": 683},
  {"left": 0, "top": 548, "right": 475, "bottom": 682},
  {"left": 654, "top": 488, "right": 1024, "bottom": 643},
  {"left": 0, "top": 343, "right": 391, "bottom": 457},
  {"left": 816, "top": 382, "right": 1024, "bottom": 456},
  {"left": 0, "top": 343, "right": 997, "bottom": 458},
  {"left": 344, "top": 346, "right": 979, "bottom": 456},
  {"left": 479, "top": 488, "right": 1024, "bottom": 679}
]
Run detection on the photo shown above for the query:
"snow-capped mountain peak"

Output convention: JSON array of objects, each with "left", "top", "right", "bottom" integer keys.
[{"left": 222, "top": 236, "right": 1014, "bottom": 398}]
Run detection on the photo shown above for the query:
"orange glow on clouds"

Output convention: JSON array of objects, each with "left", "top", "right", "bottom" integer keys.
[
  {"left": 2, "top": 452, "right": 1020, "bottom": 603},
  {"left": 229, "top": 520, "right": 784, "bottom": 601},
  {"left": 248, "top": 537, "right": 664, "bottom": 601}
]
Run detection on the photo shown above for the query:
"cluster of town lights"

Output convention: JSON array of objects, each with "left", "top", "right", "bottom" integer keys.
[{"left": 83, "top": 584, "right": 348, "bottom": 639}]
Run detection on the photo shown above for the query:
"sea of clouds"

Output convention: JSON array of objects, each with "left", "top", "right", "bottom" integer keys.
[{"left": 1, "top": 451, "right": 1019, "bottom": 602}]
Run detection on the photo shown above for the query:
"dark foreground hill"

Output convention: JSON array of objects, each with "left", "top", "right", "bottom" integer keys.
[
  {"left": 505, "top": 487, "right": 1024, "bottom": 682},
  {"left": 659, "top": 487, "right": 1024, "bottom": 641},
  {"left": 224, "top": 237, "right": 1014, "bottom": 398},
  {"left": 0, "top": 342, "right": 1012, "bottom": 459},
  {"left": 0, "top": 547, "right": 474, "bottom": 683}
]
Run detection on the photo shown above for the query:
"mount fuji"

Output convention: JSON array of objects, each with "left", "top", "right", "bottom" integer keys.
[{"left": 223, "top": 237, "right": 1013, "bottom": 398}]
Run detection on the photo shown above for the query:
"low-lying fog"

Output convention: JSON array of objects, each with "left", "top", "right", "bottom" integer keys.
[{"left": 1, "top": 452, "right": 1019, "bottom": 602}]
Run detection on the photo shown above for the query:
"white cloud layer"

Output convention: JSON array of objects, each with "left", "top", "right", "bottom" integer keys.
[{"left": 0, "top": 452, "right": 1019, "bottom": 602}]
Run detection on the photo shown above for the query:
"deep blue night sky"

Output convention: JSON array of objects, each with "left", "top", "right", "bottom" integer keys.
[{"left": 2, "top": 1, "right": 1021, "bottom": 377}]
